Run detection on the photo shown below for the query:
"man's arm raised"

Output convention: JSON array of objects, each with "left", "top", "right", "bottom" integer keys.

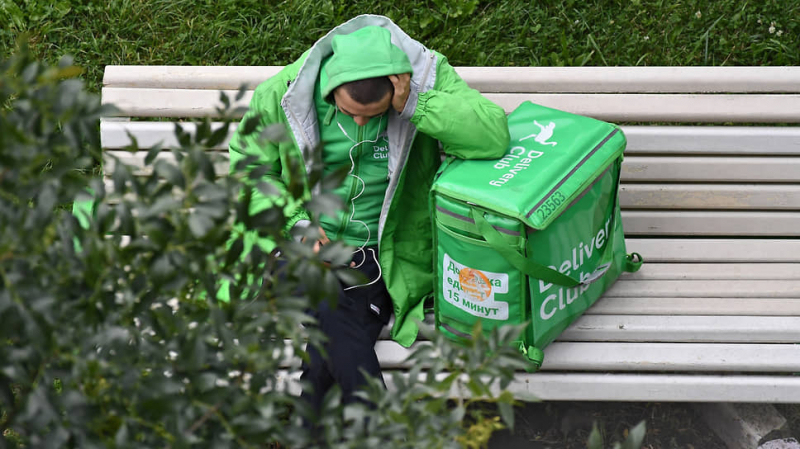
[{"left": 405, "top": 55, "right": 510, "bottom": 160}]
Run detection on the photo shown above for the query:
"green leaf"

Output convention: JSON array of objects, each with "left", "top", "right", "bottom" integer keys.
[
  {"left": 450, "top": 405, "right": 465, "bottom": 422},
  {"left": 154, "top": 159, "right": 185, "bottom": 189},
  {"left": 498, "top": 400, "right": 514, "bottom": 431},
  {"left": 241, "top": 115, "right": 261, "bottom": 136},
  {"left": 260, "top": 123, "right": 290, "bottom": 143},
  {"left": 219, "top": 90, "right": 231, "bottom": 109},
  {"left": 206, "top": 121, "right": 231, "bottom": 148},
  {"left": 196, "top": 117, "right": 212, "bottom": 142},
  {"left": 22, "top": 62, "right": 39, "bottom": 84},
  {"left": 333, "top": 267, "right": 367, "bottom": 287},
  {"left": 188, "top": 212, "right": 214, "bottom": 238},
  {"left": 465, "top": 378, "right": 486, "bottom": 397},
  {"left": 621, "top": 420, "right": 646, "bottom": 449},
  {"left": 235, "top": 84, "right": 248, "bottom": 101},
  {"left": 151, "top": 254, "right": 176, "bottom": 283},
  {"left": 185, "top": 334, "right": 207, "bottom": 370},
  {"left": 255, "top": 181, "right": 280, "bottom": 197},
  {"left": 142, "top": 195, "right": 181, "bottom": 219},
  {"left": 37, "top": 184, "right": 57, "bottom": 215},
  {"left": 306, "top": 193, "right": 344, "bottom": 218},
  {"left": 111, "top": 160, "right": 131, "bottom": 193},
  {"left": 144, "top": 141, "right": 163, "bottom": 166},
  {"left": 194, "top": 202, "right": 227, "bottom": 219},
  {"left": 175, "top": 123, "right": 192, "bottom": 147},
  {"left": 114, "top": 422, "right": 129, "bottom": 446},
  {"left": 587, "top": 422, "right": 603, "bottom": 449},
  {"left": 224, "top": 237, "right": 244, "bottom": 267},
  {"left": 56, "top": 65, "right": 83, "bottom": 79}
]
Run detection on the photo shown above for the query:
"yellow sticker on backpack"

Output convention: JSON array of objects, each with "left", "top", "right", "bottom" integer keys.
[{"left": 443, "top": 253, "right": 509, "bottom": 320}]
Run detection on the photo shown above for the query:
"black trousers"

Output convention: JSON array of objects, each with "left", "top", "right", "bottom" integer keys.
[{"left": 300, "top": 247, "right": 393, "bottom": 414}]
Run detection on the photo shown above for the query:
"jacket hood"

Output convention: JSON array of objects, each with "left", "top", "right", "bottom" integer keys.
[{"left": 320, "top": 26, "right": 413, "bottom": 100}]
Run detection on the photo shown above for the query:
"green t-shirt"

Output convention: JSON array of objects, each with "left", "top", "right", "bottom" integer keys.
[{"left": 314, "top": 58, "right": 390, "bottom": 248}]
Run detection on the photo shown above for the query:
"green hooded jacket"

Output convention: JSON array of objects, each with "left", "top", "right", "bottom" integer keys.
[{"left": 228, "top": 14, "right": 510, "bottom": 347}]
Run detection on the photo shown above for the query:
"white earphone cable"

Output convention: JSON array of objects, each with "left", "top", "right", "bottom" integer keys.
[{"left": 335, "top": 109, "right": 385, "bottom": 291}]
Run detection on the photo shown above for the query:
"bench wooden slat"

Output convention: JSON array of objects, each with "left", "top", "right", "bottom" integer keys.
[
  {"left": 99, "top": 175, "right": 799, "bottom": 235},
  {"left": 103, "top": 66, "right": 284, "bottom": 90},
  {"left": 626, "top": 263, "right": 800, "bottom": 280},
  {"left": 605, "top": 279, "right": 800, "bottom": 298},
  {"left": 104, "top": 152, "right": 800, "bottom": 210},
  {"left": 101, "top": 122, "right": 800, "bottom": 156},
  {"left": 273, "top": 370, "right": 800, "bottom": 403},
  {"left": 101, "top": 121, "right": 236, "bottom": 150},
  {"left": 376, "top": 341, "right": 800, "bottom": 372},
  {"left": 491, "top": 373, "right": 800, "bottom": 403},
  {"left": 383, "top": 300, "right": 800, "bottom": 340},
  {"left": 101, "top": 87, "right": 800, "bottom": 123},
  {"left": 624, "top": 126, "right": 800, "bottom": 155},
  {"left": 104, "top": 151, "right": 229, "bottom": 176},
  {"left": 626, "top": 239, "right": 800, "bottom": 263},
  {"left": 622, "top": 211, "right": 800, "bottom": 236},
  {"left": 622, "top": 157, "right": 800, "bottom": 182},
  {"left": 105, "top": 145, "right": 800, "bottom": 184},
  {"left": 394, "top": 315, "right": 800, "bottom": 344},
  {"left": 559, "top": 315, "right": 800, "bottom": 343},
  {"left": 102, "top": 143, "right": 800, "bottom": 185},
  {"left": 103, "top": 66, "right": 800, "bottom": 94},
  {"left": 382, "top": 299, "right": 800, "bottom": 341},
  {"left": 620, "top": 184, "right": 800, "bottom": 210},
  {"left": 490, "top": 93, "right": 800, "bottom": 123},
  {"left": 589, "top": 297, "right": 800, "bottom": 316},
  {"left": 541, "top": 342, "right": 800, "bottom": 372}
]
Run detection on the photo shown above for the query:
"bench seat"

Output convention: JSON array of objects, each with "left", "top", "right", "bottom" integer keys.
[{"left": 100, "top": 65, "right": 800, "bottom": 403}]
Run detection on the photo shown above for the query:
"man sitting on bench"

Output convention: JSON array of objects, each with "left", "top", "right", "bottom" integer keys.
[{"left": 228, "top": 14, "right": 510, "bottom": 417}]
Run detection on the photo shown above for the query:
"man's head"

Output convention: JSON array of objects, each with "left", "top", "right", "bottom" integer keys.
[
  {"left": 333, "top": 77, "right": 393, "bottom": 126},
  {"left": 319, "top": 26, "right": 413, "bottom": 125}
]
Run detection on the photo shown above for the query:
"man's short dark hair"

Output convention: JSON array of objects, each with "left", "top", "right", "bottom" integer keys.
[{"left": 338, "top": 76, "right": 393, "bottom": 105}]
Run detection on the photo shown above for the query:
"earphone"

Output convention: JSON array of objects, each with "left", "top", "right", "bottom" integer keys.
[{"left": 335, "top": 108, "right": 385, "bottom": 291}]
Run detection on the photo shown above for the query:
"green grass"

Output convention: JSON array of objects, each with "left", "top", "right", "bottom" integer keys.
[{"left": 2, "top": 0, "right": 799, "bottom": 93}]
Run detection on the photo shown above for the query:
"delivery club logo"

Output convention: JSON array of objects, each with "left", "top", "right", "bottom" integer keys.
[
  {"left": 488, "top": 118, "right": 558, "bottom": 188},
  {"left": 459, "top": 268, "right": 492, "bottom": 302},
  {"left": 520, "top": 120, "right": 558, "bottom": 146}
]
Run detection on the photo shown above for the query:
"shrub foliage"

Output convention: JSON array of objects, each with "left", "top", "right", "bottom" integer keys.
[{"left": 0, "top": 45, "right": 527, "bottom": 448}]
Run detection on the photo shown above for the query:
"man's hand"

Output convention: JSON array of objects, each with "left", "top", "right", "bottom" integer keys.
[
  {"left": 305, "top": 228, "right": 355, "bottom": 267},
  {"left": 388, "top": 73, "right": 411, "bottom": 113},
  {"left": 311, "top": 227, "right": 330, "bottom": 254}
]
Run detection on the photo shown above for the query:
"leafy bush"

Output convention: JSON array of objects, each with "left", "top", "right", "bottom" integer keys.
[{"left": 0, "top": 45, "right": 526, "bottom": 448}]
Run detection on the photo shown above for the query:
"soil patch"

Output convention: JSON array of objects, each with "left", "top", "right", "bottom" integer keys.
[{"left": 489, "top": 401, "right": 728, "bottom": 449}]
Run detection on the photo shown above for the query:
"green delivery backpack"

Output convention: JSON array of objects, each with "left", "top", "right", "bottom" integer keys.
[{"left": 430, "top": 101, "right": 643, "bottom": 370}]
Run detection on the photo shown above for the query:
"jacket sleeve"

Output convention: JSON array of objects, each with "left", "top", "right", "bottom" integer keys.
[
  {"left": 228, "top": 75, "right": 310, "bottom": 248},
  {"left": 408, "top": 55, "right": 510, "bottom": 160}
]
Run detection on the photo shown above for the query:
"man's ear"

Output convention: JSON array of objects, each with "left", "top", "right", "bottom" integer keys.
[{"left": 387, "top": 77, "right": 395, "bottom": 97}]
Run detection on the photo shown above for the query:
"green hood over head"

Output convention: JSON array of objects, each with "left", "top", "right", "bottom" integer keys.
[{"left": 320, "top": 26, "right": 413, "bottom": 100}]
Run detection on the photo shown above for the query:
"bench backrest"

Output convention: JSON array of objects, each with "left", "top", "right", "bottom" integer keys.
[{"left": 101, "top": 66, "right": 800, "bottom": 238}]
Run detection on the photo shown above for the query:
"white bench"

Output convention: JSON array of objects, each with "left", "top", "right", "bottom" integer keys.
[{"left": 101, "top": 65, "right": 800, "bottom": 403}]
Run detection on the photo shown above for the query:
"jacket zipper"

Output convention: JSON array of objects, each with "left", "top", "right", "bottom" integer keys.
[{"left": 379, "top": 51, "right": 437, "bottom": 248}]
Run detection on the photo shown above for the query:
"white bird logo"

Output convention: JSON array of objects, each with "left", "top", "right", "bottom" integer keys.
[{"left": 520, "top": 120, "right": 558, "bottom": 146}]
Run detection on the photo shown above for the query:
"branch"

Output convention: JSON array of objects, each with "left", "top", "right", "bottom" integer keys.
[{"left": 185, "top": 400, "right": 222, "bottom": 436}]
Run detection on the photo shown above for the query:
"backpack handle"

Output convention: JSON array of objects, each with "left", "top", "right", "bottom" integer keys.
[{"left": 470, "top": 208, "right": 639, "bottom": 288}]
